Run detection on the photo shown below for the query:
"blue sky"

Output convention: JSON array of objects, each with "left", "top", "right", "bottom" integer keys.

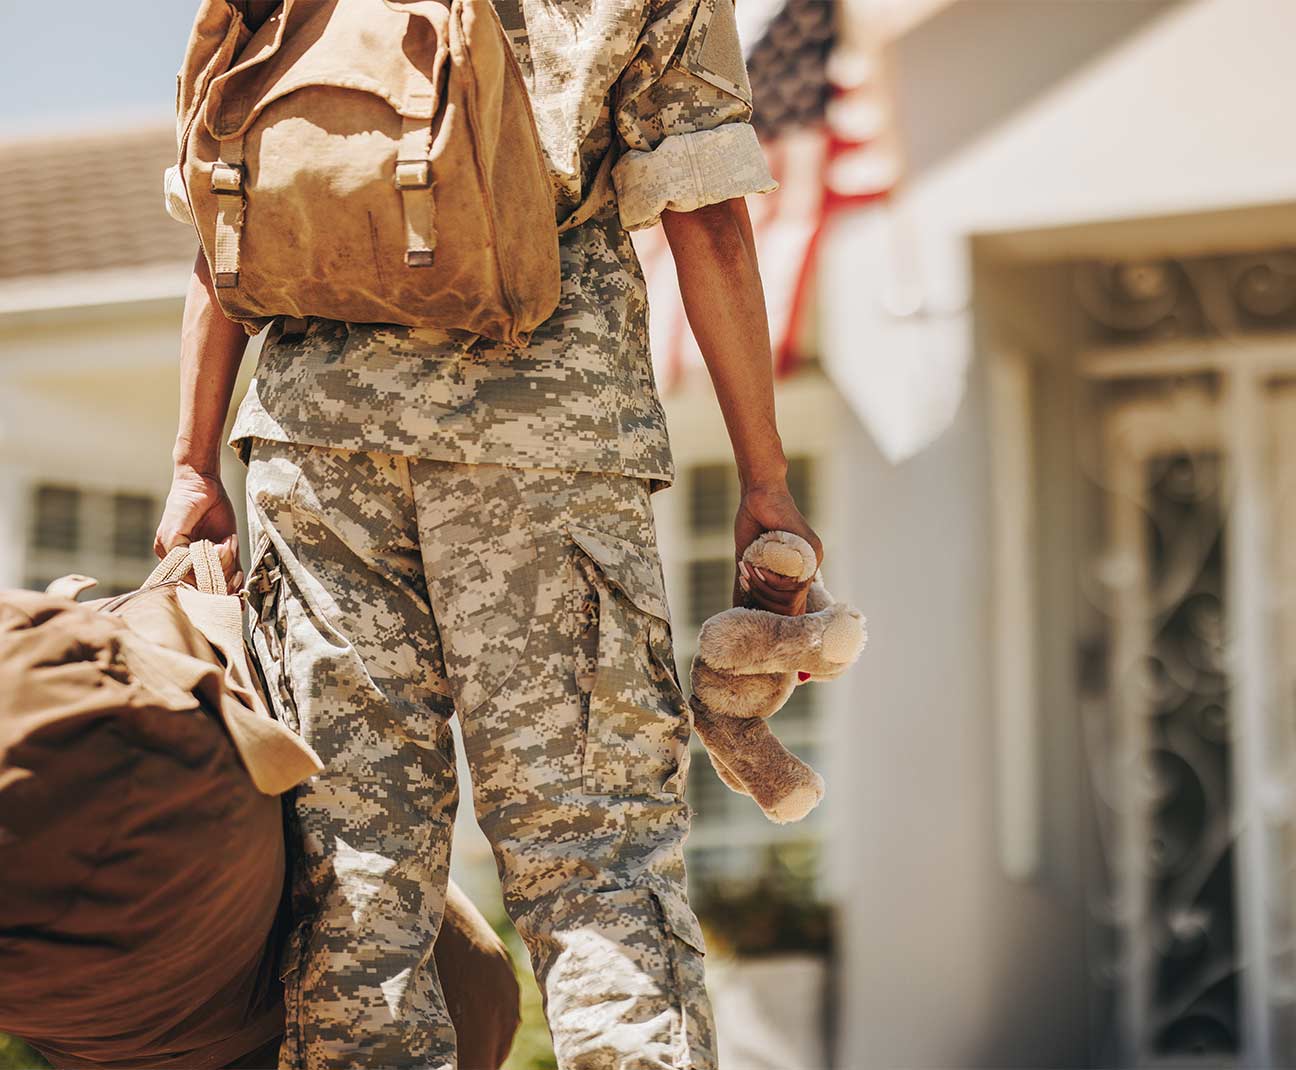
[{"left": 0, "top": 1, "right": 197, "bottom": 136}]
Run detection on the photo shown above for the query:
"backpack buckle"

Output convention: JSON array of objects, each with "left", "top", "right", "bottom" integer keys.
[
  {"left": 211, "top": 161, "right": 244, "bottom": 195},
  {"left": 394, "top": 160, "right": 431, "bottom": 190}
]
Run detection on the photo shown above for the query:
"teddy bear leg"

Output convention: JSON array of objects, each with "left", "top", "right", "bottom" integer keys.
[
  {"left": 692, "top": 703, "right": 825, "bottom": 824},
  {"left": 705, "top": 747, "right": 753, "bottom": 797},
  {"left": 692, "top": 716, "right": 753, "bottom": 798},
  {"left": 692, "top": 703, "right": 748, "bottom": 794}
]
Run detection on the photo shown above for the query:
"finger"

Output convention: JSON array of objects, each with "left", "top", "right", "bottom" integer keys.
[
  {"left": 745, "top": 582, "right": 809, "bottom": 617},
  {"left": 746, "top": 568, "right": 810, "bottom": 600},
  {"left": 810, "top": 537, "right": 825, "bottom": 569},
  {"left": 216, "top": 532, "right": 238, "bottom": 566},
  {"left": 748, "top": 567, "right": 805, "bottom": 591},
  {"left": 216, "top": 533, "right": 241, "bottom": 585},
  {"left": 746, "top": 583, "right": 801, "bottom": 607},
  {"left": 748, "top": 591, "right": 808, "bottom": 617},
  {"left": 154, "top": 529, "right": 191, "bottom": 558}
]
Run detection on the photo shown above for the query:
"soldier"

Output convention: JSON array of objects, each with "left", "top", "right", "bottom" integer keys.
[{"left": 157, "top": 0, "right": 822, "bottom": 1066}]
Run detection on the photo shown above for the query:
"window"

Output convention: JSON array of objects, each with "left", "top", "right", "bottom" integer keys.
[
  {"left": 112, "top": 493, "right": 157, "bottom": 559},
  {"left": 32, "top": 485, "right": 79, "bottom": 552},
  {"left": 686, "top": 558, "right": 731, "bottom": 629},
  {"left": 25, "top": 483, "right": 162, "bottom": 598},
  {"left": 664, "top": 454, "right": 828, "bottom": 902},
  {"left": 688, "top": 462, "right": 735, "bottom": 535}
]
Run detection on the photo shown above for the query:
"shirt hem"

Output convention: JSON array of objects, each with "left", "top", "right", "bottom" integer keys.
[{"left": 229, "top": 429, "right": 676, "bottom": 494}]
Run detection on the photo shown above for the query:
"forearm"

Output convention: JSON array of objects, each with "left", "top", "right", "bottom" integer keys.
[
  {"left": 173, "top": 250, "right": 249, "bottom": 475},
  {"left": 660, "top": 198, "right": 788, "bottom": 491}
]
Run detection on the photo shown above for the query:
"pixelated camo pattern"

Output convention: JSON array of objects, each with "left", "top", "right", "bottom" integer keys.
[
  {"left": 228, "top": 0, "right": 770, "bottom": 489},
  {"left": 243, "top": 438, "right": 715, "bottom": 1069}
]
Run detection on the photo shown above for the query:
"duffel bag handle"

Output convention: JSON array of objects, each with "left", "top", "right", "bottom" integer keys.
[{"left": 144, "top": 540, "right": 228, "bottom": 596}]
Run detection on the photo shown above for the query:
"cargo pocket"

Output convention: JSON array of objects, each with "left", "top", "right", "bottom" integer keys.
[
  {"left": 276, "top": 910, "right": 311, "bottom": 1070},
  {"left": 650, "top": 886, "right": 714, "bottom": 1066},
  {"left": 276, "top": 780, "right": 315, "bottom": 1070},
  {"left": 569, "top": 524, "right": 691, "bottom": 797},
  {"left": 244, "top": 531, "right": 300, "bottom": 736}
]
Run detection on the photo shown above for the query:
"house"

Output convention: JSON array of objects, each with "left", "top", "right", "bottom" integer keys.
[
  {"left": 652, "top": 0, "right": 1296, "bottom": 1066},
  {"left": 4, "top": 0, "right": 1296, "bottom": 1066}
]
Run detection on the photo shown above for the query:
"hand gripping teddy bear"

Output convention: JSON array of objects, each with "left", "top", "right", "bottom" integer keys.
[{"left": 688, "top": 531, "right": 867, "bottom": 824}]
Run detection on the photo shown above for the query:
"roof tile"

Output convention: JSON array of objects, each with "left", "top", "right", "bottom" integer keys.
[{"left": 0, "top": 125, "right": 197, "bottom": 281}]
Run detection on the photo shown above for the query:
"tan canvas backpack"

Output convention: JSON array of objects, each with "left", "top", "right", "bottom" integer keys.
[{"left": 175, "top": 0, "right": 561, "bottom": 345}]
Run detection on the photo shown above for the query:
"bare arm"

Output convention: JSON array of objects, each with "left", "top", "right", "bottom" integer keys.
[
  {"left": 661, "top": 197, "right": 821, "bottom": 613},
  {"left": 153, "top": 250, "right": 250, "bottom": 587}
]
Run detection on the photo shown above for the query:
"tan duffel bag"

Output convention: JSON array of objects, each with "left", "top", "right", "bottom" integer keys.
[
  {"left": 0, "top": 543, "right": 520, "bottom": 1068},
  {"left": 173, "top": 0, "right": 561, "bottom": 345}
]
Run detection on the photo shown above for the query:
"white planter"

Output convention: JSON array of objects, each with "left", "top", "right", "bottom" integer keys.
[{"left": 709, "top": 953, "right": 830, "bottom": 1069}]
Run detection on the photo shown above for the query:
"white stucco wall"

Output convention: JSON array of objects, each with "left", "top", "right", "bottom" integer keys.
[{"left": 828, "top": 374, "right": 1091, "bottom": 1069}]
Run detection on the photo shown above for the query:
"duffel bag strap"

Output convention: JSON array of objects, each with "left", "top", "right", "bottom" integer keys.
[
  {"left": 211, "top": 135, "right": 246, "bottom": 288},
  {"left": 144, "top": 540, "right": 229, "bottom": 596},
  {"left": 396, "top": 103, "right": 437, "bottom": 267}
]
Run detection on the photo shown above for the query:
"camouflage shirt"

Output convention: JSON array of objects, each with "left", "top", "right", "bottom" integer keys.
[{"left": 224, "top": 0, "right": 776, "bottom": 490}]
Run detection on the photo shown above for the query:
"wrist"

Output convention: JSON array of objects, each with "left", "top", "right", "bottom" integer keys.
[
  {"left": 172, "top": 440, "right": 221, "bottom": 479},
  {"left": 737, "top": 455, "right": 789, "bottom": 496}
]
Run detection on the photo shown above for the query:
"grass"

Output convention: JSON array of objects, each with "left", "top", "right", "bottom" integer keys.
[{"left": 0, "top": 1035, "right": 46, "bottom": 1070}]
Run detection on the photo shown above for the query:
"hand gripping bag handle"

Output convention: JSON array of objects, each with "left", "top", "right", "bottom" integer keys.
[{"left": 141, "top": 540, "right": 325, "bottom": 793}]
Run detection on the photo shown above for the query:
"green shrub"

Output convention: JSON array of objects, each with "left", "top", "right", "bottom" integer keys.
[{"left": 0, "top": 1035, "right": 47, "bottom": 1070}]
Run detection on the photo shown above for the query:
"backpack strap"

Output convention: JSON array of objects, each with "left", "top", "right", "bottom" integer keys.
[
  {"left": 396, "top": 104, "right": 437, "bottom": 267},
  {"left": 211, "top": 135, "right": 246, "bottom": 288}
]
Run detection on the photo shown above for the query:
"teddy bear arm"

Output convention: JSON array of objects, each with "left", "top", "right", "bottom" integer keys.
[
  {"left": 698, "top": 607, "right": 837, "bottom": 675},
  {"left": 690, "top": 656, "right": 795, "bottom": 719}
]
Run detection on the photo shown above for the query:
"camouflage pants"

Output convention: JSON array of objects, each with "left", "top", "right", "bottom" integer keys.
[{"left": 242, "top": 438, "right": 716, "bottom": 1070}]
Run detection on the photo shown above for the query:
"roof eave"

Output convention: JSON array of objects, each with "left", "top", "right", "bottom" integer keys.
[{"left": 0, "top": 262, "right": 193, "bottom": 330}]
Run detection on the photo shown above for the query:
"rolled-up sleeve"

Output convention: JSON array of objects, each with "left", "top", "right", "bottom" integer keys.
[{"left": 612, "top": 0, "right": 777, "bottom": 230}]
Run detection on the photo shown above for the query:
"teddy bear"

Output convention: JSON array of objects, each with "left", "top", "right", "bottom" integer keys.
[{"left": 688, "top": 531, "right": 867, "bottom": 824}]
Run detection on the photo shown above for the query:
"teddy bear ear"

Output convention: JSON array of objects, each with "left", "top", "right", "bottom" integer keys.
[{"left": 743, "top": 530, "right": 817, "bottom": 581}]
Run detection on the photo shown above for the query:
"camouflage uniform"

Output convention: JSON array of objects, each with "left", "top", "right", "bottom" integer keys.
[
  {"left": 224, "top": 0, "right": 775, "bottom": 1065},
  {"left": 228, "top": 0, "right": 777, "bottom": 492},
  {"left": 244, "top": 443, "right": 714, "bottom": 1068}
]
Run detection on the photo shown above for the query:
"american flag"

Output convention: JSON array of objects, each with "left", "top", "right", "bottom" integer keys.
[{"left": 635, "top": 0, "right": 900, "bottom": 390}]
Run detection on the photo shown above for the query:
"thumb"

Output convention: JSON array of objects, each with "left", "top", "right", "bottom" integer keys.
[
  {"left": 215, "top": 532, "right": 244, "bottom": 590},
  {"left": 153, "top": 530, "right": 192, "bottom": 558}
]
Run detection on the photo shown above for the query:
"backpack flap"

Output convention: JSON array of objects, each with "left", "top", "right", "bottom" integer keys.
[
  {"left": 177, "top": 0, "right": 560, "bottom": 341},
  {"left": 176, "top": 0, "right": 253, "bottom": 151},
  {"left": 204, "top": 0, "right": 445, "bottom": 140}
]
